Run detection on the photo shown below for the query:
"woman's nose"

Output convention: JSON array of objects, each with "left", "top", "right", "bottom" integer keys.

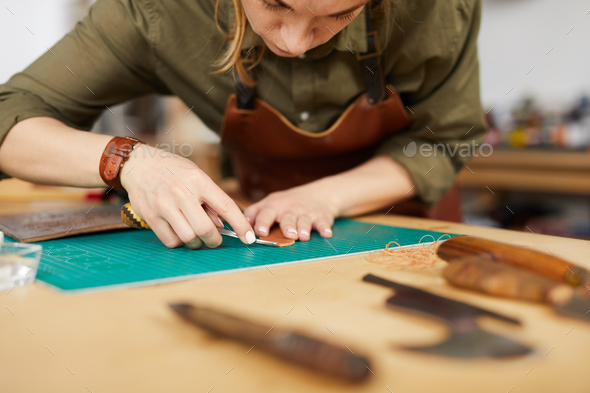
[{"left": 280, "top": 23, "right": 314, "bottom": 56}]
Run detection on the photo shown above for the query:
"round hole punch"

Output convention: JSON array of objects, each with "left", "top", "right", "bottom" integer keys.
[{"left": 366, "top": 234, "right": 452, "bottom": 270}]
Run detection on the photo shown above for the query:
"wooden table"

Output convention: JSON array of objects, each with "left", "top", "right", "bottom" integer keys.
[{"left": 1, "top": 198, "right": 590, "bottom": 393}]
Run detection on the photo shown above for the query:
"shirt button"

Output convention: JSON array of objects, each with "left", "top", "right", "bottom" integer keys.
[
  {"left": 298, "top": 54, "right": 306, "bottom": 59},
  {"left": 300, "top": 111, "right": 310, "bottom": 121}
]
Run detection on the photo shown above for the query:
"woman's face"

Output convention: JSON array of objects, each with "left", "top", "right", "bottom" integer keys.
[{"left": 241, "top": 0, "right": 369, "bottom": 57}]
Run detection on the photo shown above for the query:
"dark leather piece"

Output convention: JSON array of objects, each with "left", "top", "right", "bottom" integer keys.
[
  {"left": 0, "top": 206, "right": 129, "bottom": 243},
  {"left": 99, "top": 136, "right": 143, "bottom": 190},
  {"left": 221, "top": 84, "right": 411, "bottom": 200}
]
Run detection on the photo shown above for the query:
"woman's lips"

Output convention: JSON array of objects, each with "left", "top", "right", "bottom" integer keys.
[{"left": 275, "top": 44, "right": 293, "bottom": 55}]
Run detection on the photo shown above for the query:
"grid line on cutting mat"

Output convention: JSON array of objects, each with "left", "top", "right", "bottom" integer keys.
[{"left": 15, "top": 219, "right": 459, "bottom": 293}]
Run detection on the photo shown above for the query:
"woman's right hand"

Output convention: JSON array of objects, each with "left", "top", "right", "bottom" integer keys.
[{"left": 120, "top": 144, "right": 256, "bottom": 249}]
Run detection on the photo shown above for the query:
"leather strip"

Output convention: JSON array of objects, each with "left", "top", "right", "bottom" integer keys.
[
  {"left": 236, "top": 50, "right": 256, "bottom": 110},
  {"left": 356, "top": 4, "right": 386, "bottom": 104}
]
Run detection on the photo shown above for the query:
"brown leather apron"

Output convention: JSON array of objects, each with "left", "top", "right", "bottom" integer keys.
[{"left": 220, "top": 7, "right": 413, "bottom": 201}]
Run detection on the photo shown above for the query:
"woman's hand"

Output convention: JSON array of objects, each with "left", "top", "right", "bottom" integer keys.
[
  {"left": 243, "top": 184, "right": 339, "bottom": 241},
  {"left": 120, "top": 145, "right": 256, "bottom": 249},
  {"left": 241, "top": 156, "right": 418, "bottom": 242}
]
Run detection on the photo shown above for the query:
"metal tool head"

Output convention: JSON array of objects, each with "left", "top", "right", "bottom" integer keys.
[
  {"left": 364, "top": 274, "right": 531, "bottom": 358},
  {"left": 364, "top": 274, "right": 521, "bottom": 325},
  {"left": 403, "top": 328, "right": 533, "bottom": 358},
  {"left": 556, "top": 295, "right": 590, "bottom": 322},
  {"left": 218, "top": 228, "right": 278, "bottom": 246}
]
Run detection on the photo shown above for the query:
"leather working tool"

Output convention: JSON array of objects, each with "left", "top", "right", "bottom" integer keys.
[
  {"left": 169, "top": 302, "right": 372, "bottom": 382},
  {"left": 363, "top": 274, "right": 532, "bottom": 358},
  {"left": 437, "top": 237, "right": 590, "bottom": 322},
  {"left": 120, "top": 202, "right": 283, "bottom": 247},
  {"left": 437, "top": 236, "right": 590, "bottom": 286}
]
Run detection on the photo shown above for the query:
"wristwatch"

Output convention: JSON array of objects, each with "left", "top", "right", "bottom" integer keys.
[{"left": 99, "top": 136, "right": 144, "bottom": 190}]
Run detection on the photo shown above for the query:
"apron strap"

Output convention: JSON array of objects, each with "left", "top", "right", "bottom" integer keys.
[
  {"left": 235, "top": 49, "right": 256, "bottom": 110},
  {"left": 355, "top": 4, "right": 386, "bottom": 105}
]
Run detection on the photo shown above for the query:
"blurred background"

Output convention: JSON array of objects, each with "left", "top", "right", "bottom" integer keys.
[{"left": 1, "top": 0, "right": 589, "bottom": 239}]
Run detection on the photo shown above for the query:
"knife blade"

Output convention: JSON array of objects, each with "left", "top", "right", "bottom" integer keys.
[
  {"left": 363, "top": 274, "right": 521, "bottom": 325},
  {"left": 363, "top": 274, "right": 531, "bottom": 358},
  {"left": 217, "top": 228, "right": 278, "bottom": 246}
]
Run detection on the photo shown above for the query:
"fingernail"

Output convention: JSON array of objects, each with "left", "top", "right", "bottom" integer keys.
[
  {"left": 246, "top": 217, "right": 250, "bottom": 222},
  {"left": 300, "top": 230, "right": 309, "bottom": 237},
  {"left": 323, "top": 229, "right": 332, "bottom": 235},
  {"left": 257, "top": 226, "right": 268, "bottom": 235},
  {"left": 288, "top": 228, "right": 297, "bottom": 234},
  {"left": 245, "top": 231, "right": 256, "bottom": 244},
  {"left": 217, "top": 217, "right": 224, "bottom": 227}
]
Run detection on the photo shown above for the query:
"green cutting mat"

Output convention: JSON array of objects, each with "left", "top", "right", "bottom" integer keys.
[{"left": 9, "top": 219, "right": 459, "bottom": 293}]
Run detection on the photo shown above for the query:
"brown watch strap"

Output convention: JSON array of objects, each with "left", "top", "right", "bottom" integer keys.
[{"left": 99, "top": 137, "right": 143, "bottom": 190}]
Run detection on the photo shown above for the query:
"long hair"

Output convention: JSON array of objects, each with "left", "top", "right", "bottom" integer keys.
[{"left": 213, "top": 0, "right": 396, "bottom": 86}]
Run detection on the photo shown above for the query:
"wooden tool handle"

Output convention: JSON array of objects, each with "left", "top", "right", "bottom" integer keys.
[
  {"left": 437, "top": 236, "right": 589, "bottom": 286},
  {"left": 270, "top": 332, "right": 370, "bottom": 382},
  {"left": 443, "top": 260, "right": 574, "bottom": 305},
  {"left": 170, "top": 303, "right": 371, "bottom": 382},
  {"left": 121, "top": 203, "right": 151, "bottom": 230}
]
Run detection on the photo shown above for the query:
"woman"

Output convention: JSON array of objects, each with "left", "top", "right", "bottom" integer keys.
[{"left": 0, "top": 0, "right": 486, "bottom": 249}]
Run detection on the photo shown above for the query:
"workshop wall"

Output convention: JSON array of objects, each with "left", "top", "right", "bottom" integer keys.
[
  {"left": 3, "top": 0, "right": 589, "bottom": 107},
  {"left": 0, "top": 0, "right": 96, "bottom": 84},
  {"left": 478, "top": 0, "right": 590, "bottom": 109}
]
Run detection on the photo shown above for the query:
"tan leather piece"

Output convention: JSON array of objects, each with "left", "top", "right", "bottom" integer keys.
[
  {"left": 220, "top": 84, "right": 411, "bottom": 200},
  {"left": 259, "top": 225, "right": 296, "bottom": 247}
]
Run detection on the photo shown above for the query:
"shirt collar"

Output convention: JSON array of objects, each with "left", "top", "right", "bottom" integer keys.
[{"left": 240, "top": 6, "right": 369, "bottom": 60}]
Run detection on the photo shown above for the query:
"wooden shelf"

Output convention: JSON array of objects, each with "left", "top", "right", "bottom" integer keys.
[{"left": 457, "top": 150, "right": 590, "bottom": 195}]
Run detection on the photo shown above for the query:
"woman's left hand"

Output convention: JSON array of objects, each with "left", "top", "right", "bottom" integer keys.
[{"left": 243, "top": 184, "right": 338, "bottom": 241}]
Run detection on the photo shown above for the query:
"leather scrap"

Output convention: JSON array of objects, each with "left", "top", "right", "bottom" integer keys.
[{"left": 259, "top": 225, "right": 295, "bottom": 247}]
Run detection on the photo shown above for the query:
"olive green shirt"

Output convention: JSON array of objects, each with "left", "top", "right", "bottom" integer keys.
[{"left": 0, "top": 0, "right": 486, "bottom": 205}]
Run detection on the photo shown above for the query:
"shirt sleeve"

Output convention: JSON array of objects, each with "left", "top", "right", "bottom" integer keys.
[
  {"left": 0, "top": 0, "right": 167, "bottom": 179},
  {"left": 376, "top": 0, "right": 487, "bottom": 206}
]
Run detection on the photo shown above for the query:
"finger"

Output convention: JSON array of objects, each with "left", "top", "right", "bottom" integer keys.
[
  {"left": 203, "top": 203, "right": 225, "bottom": 228},
  {"left": 279, "top": 212, "right": 299, "bottom": 239},
  {"left": 132, "top": 203, "right": 185, "bottom": 248},
  {"left": 148, "top": 217, "right": 185, "bottom": 249},
  {"left": 179, "top": 202, "right": 223, "bottom": 249},
  {"left": 243, "top": 203, "right": 262, "bottom": 225},
  {"left": 313, "top": 216, "right": 334, "bottom": 238},
  {"left": 254, "top": 207, "right": 278, "bottom": 237},
  {"left": 161, "top": 208, "right": 204, "bottom": 250},
  {"left": 201, "top": 183, "right": 256, "bottom": 245},
  {"left": 296, "top": 215, "right": 313, "bottom": 241}
]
